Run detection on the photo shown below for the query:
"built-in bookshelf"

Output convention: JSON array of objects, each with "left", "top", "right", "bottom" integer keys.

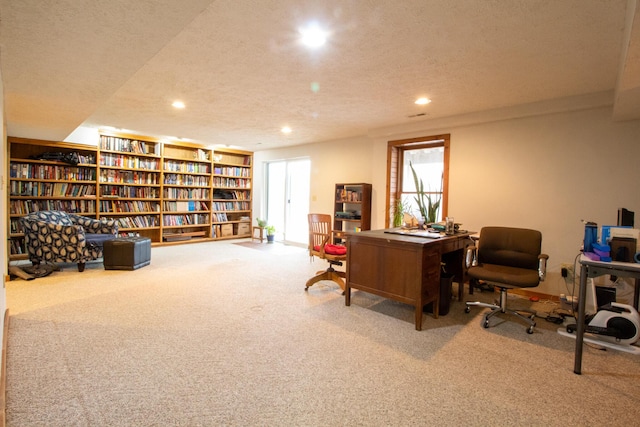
[
  {"left": 161, "top": 142, "right": 212, "bottom": 243},
  {"left": 8, "top": 137, "right": 99, "bottom": 260},
  {"left": 98, "top": 132, "right": 163, "bottom": 242},
  {"left": 211, "top": 150, "right": 252, "bottom": 239},
  {"left": 7, "top": 135, "right": 253, "bottom": 258}
]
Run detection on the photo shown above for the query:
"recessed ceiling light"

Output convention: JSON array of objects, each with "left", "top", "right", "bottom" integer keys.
[
  {"left": 281, "top": 126, "right": 292, "bottom": 134},
  {"left": 300, "top": 23, "right": 327, "bottom": 48},
  {"left": 415, "top": 97, "right": 432, "bottom": 105},
  {"left": 172, "top": 100, "right": 185, "bottom": 109}
]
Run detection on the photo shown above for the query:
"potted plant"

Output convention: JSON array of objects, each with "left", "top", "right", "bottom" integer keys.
[
  {"left": 256, "top": 218, "right": 268, "bottom": 228},
  {"left": 265, "top": 225, "right": 276, "bottom": 243},
  {"left": 409, "top": 161, "right": 442, "bottom": 224},
  {"left": 392, "top": 198, "right": 410, "bottom": 228}
]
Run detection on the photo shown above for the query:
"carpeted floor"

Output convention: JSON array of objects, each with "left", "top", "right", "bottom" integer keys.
[{"left": 5, "top": 240, "right": 640, "bottom": 426}]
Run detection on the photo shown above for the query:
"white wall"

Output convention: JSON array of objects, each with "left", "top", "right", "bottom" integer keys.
[
  {"left": 254, "top": 105, "right": 640, "bottom": 297},
  {"left": 252, "top": 135, "right": 374, "bottom": 222}
]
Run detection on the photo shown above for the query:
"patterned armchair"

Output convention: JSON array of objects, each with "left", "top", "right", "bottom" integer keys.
[{"left": 20, "top": 210, "right": 118, "bottom": 272}]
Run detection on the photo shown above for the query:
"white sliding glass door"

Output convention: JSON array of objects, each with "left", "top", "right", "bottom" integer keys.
[{"left": 265, "top": 158, "right": 310, "bottom": 244}]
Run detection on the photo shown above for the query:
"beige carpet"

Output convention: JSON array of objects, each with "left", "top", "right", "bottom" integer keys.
[{"left": 5, "top": 240, "right": 640, "bottom": 426}]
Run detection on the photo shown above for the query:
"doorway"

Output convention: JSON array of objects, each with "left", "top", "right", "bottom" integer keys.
[{"left": 265, "top": 158, "right": 310, "bottom": 244}]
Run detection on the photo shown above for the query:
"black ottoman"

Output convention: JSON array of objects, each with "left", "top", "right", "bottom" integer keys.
[{"left": 103, "top": 237, "right": 151, "bottom": 270}]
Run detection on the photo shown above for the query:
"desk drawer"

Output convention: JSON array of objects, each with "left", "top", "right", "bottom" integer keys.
[{"left": 441, "top": 236, "right": 468, "bottom": 253}]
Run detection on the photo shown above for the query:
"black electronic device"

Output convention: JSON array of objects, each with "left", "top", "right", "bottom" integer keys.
[
  {"left": 617, "top": 207, "right": 634, "bottom": 227},
  {"left": 595, "top": 286, "right": 616, "bottom": 309}
]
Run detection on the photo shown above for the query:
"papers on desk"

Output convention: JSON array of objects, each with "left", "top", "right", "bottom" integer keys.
[{"left": 385, "top": 229, "right": 444, "bottom": 239}]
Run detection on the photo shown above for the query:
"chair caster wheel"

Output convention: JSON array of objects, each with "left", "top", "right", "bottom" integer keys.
[
  {"left": 483, "top": 320, "right": 490, "bottom": 328},
  {"left": 304, "top": 287, "right": 309, "bottom": 292},
  {"left": 527, "top": 326, "right": 534, "bottom": 334},
  {"left": 465, "top": 307, "right": 471, "bottom": 313}
]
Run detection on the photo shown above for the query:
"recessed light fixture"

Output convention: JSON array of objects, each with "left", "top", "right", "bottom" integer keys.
[
  {"left": 172, "top": 100, "right": 186, "bottom": 109},
  {"left": 299, "top": 23, "right": 327, "bottom": 48},
  {"left": 415, "top": 97, "right": 432, "bottom": 105},
  {"left": 281, "top": 126, "right": 292, "bottom": 134}
]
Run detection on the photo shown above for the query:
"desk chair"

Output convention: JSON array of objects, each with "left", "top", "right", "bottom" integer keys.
[
  {"left": 305, "top": 213, "right": 347, "bottom": 292},
  {"left": 464, "top": 226, "right": 548, "bottom": 334}
]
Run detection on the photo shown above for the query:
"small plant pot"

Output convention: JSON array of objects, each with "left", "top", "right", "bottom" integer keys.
[{"left": 267, "top": 234, "right": 275, "bottom": 243}]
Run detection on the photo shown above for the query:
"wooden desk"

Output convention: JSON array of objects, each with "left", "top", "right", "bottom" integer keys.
[{"left": 345, "top": 229, "right": 473, "bottom": 330}]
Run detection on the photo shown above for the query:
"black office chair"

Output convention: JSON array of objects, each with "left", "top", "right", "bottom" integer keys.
[{"left": 464, "top": 226, "right": 548, "bottom": 334}]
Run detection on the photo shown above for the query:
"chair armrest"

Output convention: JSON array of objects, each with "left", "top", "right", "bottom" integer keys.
[
  {"left": 538, "top": 254, "right": 549, "bottom": 281},
  {"left": 465, "top": 245, "right": 478, "bottom": 268},
  {"left": 319, "top": 233, "right": 332, "bottom": 256}
]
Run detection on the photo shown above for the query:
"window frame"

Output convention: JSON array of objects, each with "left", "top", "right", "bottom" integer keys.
[{"left": 385, "top": 134, "right": 450, "bottom": 227}]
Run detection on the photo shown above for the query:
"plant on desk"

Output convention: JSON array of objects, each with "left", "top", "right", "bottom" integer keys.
[{"left": 392, "top": 198, "right": 410, "bottom": 227}]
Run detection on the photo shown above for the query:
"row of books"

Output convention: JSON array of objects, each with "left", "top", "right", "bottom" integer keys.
[
  {"left": 100, "top": 186, "right": 160, "bottom": 198},
  {"left": 212, "top": 201, "right": 250, "bottom": 211},
  {"left": 10, "top": 163, "right": 96, "bottom": 181},
  {"left": 99, "top": 200, "right": 161, "bottom": 213},
  {"left": 163, "top": 214, "right": 209, "bottom": 226},
  {"left": 163, "top": 201, "right": 209, "bottom": 212},
  {"left": 213, "top": 212, "right": 230, "bottom": 222},
  {"left": 163, "top": 174, "right": 210, "bottom": 186},
  {"left": 164, "top": 160, "right": 211, "bottom": 174},
  {"left": 100, "top": 136, "right": 159, "bottom": 156},
  {"left": 213, "top": 166, "right": 251, "bottom": 177},
  {"left": 9, "top": 218, "right": 22, "bottom": 233},
  {"left": 212, "top": 189, "right": 250, "bottom": 200},
  {"left": 99, "top": 169, "right": 159, "bottom": 184},
  {"left": 212, "top": 177, "right": 251, "bottom": 188},
  {"left": 100, "top": 153, "right": 160, "bottom": 169},
  {"left": 113, "top": 215, "right": 160, "bottom": 229},
  {"left": 10, "top": 182, "right": 96, "bottom": 198},
  {"left": 9, "top": 200, "right": 96, "bottom": 215},
  {"left": 163, "top": 188, "right": 210, "bottom": 199},
  {"left": 9, "top": 239, "right": 25, "bottom": 255}
]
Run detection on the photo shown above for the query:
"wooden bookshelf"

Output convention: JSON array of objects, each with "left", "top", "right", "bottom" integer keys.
[
  {"left": 7, "top": 137, "right": 99, "bottom": 260},
  {"left": 211, "top": 149, "right": 253, "bottom": 240},
  {"left": 333, "top": 183, "right": 372, "bottom": 243},
  {"left": 161, "top": 141, "right": 212, "bottom": 243},
  {"left": 98, "top": 132, "right": 163, "bottom": 242},
  {"left": 7, "top": 134, "right": 253, "bottom": 256}
]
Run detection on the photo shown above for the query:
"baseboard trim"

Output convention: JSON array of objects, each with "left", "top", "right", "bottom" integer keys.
[{"left": 1, "top": 309, "right": 8, "bottom": 427}]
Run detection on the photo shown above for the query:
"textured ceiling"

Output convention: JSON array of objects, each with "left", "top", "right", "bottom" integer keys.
[{"left": 1, "top": 0, "right": 638, "bottom": 152}]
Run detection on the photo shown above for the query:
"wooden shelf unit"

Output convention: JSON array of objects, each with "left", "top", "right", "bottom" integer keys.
[
  {"left": 98, "top": 132, "right": 163, "bottom": 242},
  {"left": 7, "top": 135, "right": 254, "bottom": 258},
  {"left": 211, "top": 149, "right": 253, "bottom": 240},
  {"left": 8, "top": 137, "right": 99, "bottom": 260},
  {"left": 161, "top": 141, "right": 212, "bottom": 243},
  {"left": 333, "top": 183, "right": 372, "bottom": 242}
]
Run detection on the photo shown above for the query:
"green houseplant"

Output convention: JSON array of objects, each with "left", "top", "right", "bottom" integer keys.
[
  {"left": 265, "top": 225, "right": 276, "bottom": 243},
  {"left": 392, "top": 198, "right": 410, "bottom": 227},
  {"left": 409, "top": 161, "right": 442, "bottom": 224}
]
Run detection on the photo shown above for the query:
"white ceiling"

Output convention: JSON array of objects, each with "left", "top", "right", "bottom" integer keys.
[{"left": 1, "top": 0, "right": 639, "bottom": 152}]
